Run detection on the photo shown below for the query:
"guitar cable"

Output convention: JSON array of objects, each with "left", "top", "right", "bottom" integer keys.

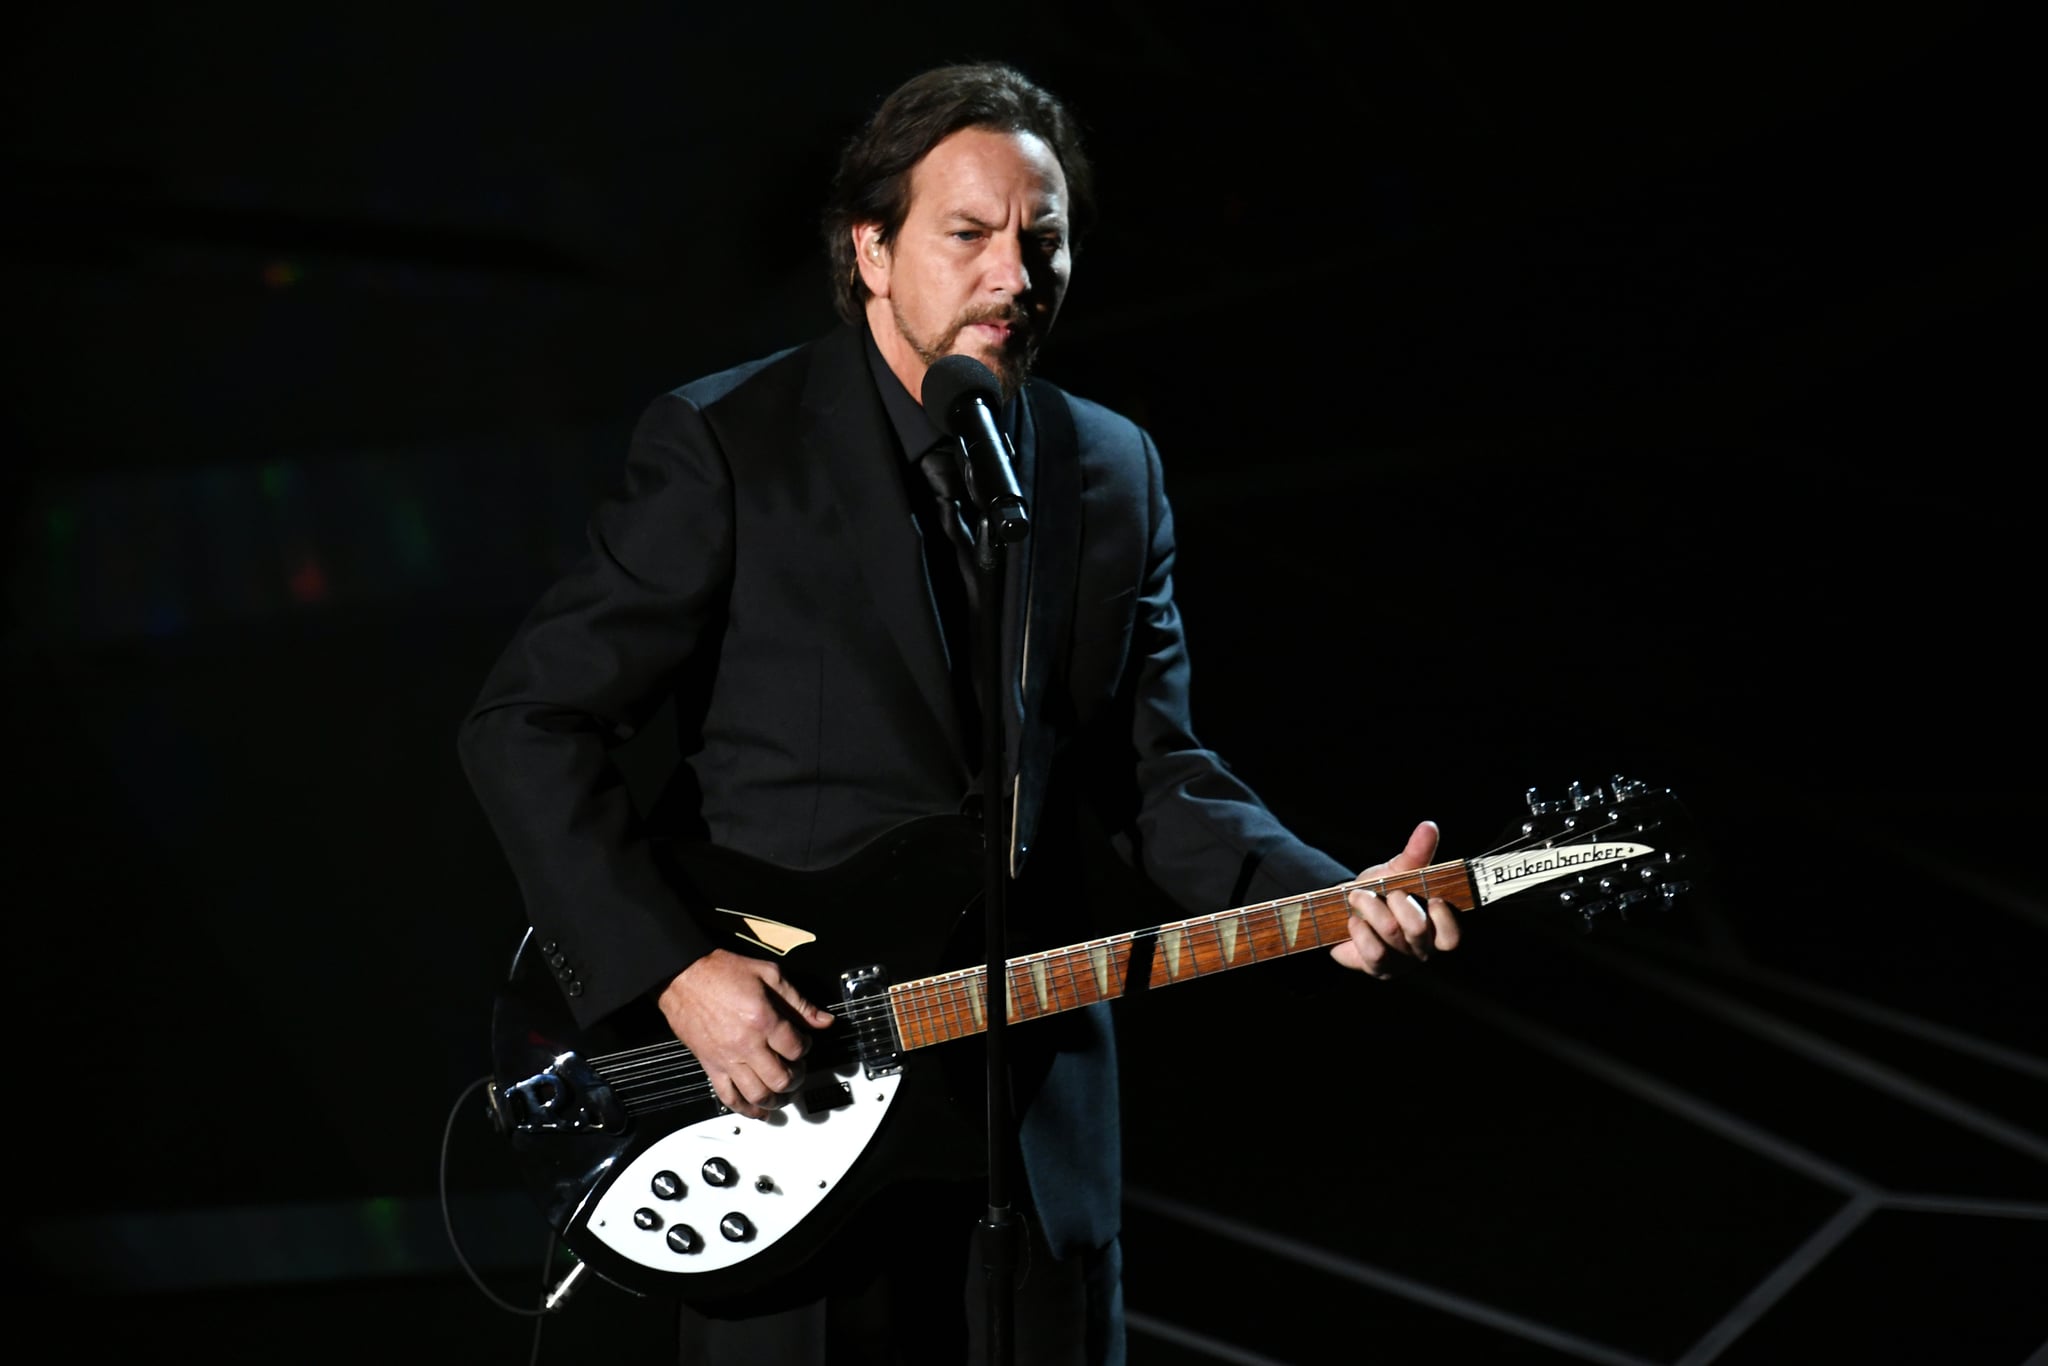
[{"left": 440, "top": 1073, "right": 564, "bottom": 1365}]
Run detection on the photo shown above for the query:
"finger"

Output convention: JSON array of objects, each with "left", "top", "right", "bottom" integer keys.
[
  {"left": 1352, "top": 821, "right": 1442, "bottom": 881},
  {"left": 750, "top": 1050, "right": 798, "bottom": 1096},
  {"left": 766, "top": 1016, "right": 813, "bottom": 1065},
  {"left": 1385, "top": 820, "right": 1440, "bottom": 874},
  {"left": 732, "top": 1063, "right": 785, "bottom": 1111},
  {"left": 1390, "top": 890, "right": 1434, "bottom": 959},
  {"left": 1428, "top": 897, "right": 1462, "bottom": 952},
  {"left": 763, "top": 969, "right": 836, "bottom": 1029},
  {"left": 716, "top": 1074, "right": 769, "bottom": 1121},
  {"left": 1345, "top": 913, "right": 1398, "bottom": 980},
  {"left": 1327, "top": 923, "right": 1383, "bottom": 974},
  {"left": 1347, "top": 886, "right": 1411, "bottom": 954}
]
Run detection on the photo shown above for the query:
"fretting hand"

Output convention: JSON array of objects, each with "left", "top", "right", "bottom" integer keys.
[{"left": 1331, "top": 820, "right": 1463, "bottom": 980}]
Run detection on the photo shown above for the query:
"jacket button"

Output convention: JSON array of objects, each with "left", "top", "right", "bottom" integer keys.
[{"left": 567, "top": 982, "right": 584, "bottom": 998}]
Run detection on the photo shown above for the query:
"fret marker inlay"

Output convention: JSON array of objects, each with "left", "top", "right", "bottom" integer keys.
[
  {"left": 1030, "top": 960, "right": 1051, "bottom": 1012},
  {"left": 1218, "top": 916, "right": 1239, "bottom": 962},
  {"left": 1279, "top": 901, "right": 1304, "bottom": 948},
  {"left": 1162, "top": 929, "right": 1184, "bottom": 979},
  {"left": 1090, "top": 945, "right": 1111, "bottom": 995}
]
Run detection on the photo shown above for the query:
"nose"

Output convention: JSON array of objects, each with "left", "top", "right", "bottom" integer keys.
[{"left": 985, "top": 232, "right": 1030, "bottom": 298}]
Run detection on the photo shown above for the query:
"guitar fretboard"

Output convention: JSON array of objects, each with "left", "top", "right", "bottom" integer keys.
[{"left": 885, "top": 861, "right": 1478, "bottom": 1049}]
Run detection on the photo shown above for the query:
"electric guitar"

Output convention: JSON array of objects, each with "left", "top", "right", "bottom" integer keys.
[{"left": 487, "top": 776, "right": 1691, "bottom": 1313}]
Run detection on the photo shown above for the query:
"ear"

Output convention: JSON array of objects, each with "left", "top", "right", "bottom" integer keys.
[{"left": 852, "top": 222, "right": 891, "bottom": 299}]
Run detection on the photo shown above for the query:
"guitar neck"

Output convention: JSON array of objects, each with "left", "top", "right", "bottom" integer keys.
[{"left": 886, "top": 861, "right": 1478, "bottom": 1049}]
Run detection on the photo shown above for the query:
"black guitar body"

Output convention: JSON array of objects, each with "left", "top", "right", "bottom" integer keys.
[
  {"left": 489, "top": 815, "right": 990, "bottom": 1316},
  {"left": 486, "top": 777, "right": 1696, "bottom": 1315}
]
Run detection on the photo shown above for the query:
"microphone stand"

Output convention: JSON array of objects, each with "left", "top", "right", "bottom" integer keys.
[{"left": 964, "top": 439, "right": 1028, "bottom": 1366}]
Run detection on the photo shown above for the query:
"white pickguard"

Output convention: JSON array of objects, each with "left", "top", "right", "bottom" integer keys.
[{"left": 584, "top": 1057, "right": 901, "bottom": 1275}]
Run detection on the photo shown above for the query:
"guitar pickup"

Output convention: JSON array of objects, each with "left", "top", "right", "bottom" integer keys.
[{"left": 841, "top": 966, "right": 903, "bottom": 1079}]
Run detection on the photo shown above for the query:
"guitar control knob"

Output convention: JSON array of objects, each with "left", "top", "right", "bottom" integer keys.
[
  {"left": 633, "top": 1208, "right": 663, "bottom": 1231},
  {"left": 702, "top": 1157, "right": 737, "bottom": 1187},
  {"left": 667, "top": 1224, "right": 703, "bottom": 1254},
  {"left": 720, "top": 1212, "right": 755, "bottom": 1242},
  {"left": 651, "top": 1170, "right": 685, "bottom": 1200}
]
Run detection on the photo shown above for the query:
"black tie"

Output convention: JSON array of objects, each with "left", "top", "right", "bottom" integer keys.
[
  {"left": 916, "top": 440, "right": 979, "bottom": 615},
  {"left": 914, "top": 439, "right": 983, "bottom": 766}
]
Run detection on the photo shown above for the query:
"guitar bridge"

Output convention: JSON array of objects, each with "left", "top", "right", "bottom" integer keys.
[
  {"left": 498, "top": 1050, "right": 624, "bottom": 1133},
  {"left": 841, "top": 966, "right": 903, "bottom": 1079}
]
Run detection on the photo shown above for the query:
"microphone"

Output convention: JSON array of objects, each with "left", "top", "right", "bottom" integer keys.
[{"left": 921, "top": 355, "right": 1030, "bottom": 545}]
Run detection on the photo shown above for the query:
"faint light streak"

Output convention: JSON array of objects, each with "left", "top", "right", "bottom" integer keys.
[
  {"left": 262, "top": 260, "right": 302, "bottom": 288},
  {"left": 288, "top": 555, "right": 328, "bottom": 603},
  {"left": 392, "top": 497, "right": 433, "bottom": 573},
  {"left": 360, "top": 1196, "right": 416, "bottom": 1273}
]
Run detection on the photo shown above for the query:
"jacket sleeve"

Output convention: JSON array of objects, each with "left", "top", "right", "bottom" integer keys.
[
  {"left": 1093, "top": 430, "right": 1357, "bottom": 912},
  {"left": 457, "top": 392, "right": 733, "bottom": 1027}
]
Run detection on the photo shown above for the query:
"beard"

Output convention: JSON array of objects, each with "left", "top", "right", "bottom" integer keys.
[{"left": 892, "top": 300, "right": 1041, "bottom": 403}]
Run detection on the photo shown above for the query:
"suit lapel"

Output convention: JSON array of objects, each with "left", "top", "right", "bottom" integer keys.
[
  {"left": 806, "top": 327, "right": 970, "bottom": 768},
  {"left": 1009, "top": 379, "right": 1082, "bottom": 872},
  {"left": 997, "top": 402, "right": 1032, "bottom": 782}
]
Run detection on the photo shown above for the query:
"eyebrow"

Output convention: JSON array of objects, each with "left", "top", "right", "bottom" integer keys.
[{"left": 944, "top": 209, "right": 1068, "bottom": 231}]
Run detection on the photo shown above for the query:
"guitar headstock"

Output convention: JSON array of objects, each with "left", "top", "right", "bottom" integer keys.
[{"left": 1469, "top": 775, "right": 1694, "bottom": 926}]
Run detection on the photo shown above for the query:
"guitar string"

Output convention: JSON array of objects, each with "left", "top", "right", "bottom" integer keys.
[
  {"left": 589, "top": 884, "right": 1366, "bottom": 1074},
  {"left": 592, "top": 797, "right": 1651, "bottom": 1081},
  {"left": 589, "top": 882, "right": 1422, "bottom": 1109},
  {"left": 602, "top": 854, "right": 1585, "bottom": 1091},
  {"left": 584, "top": 855, "right": 1472, "bottom": 1076},
  {"left": 588, "top": 856, "right": 1498, "bottom": 1090},
  {"left": 579, "top": 809, "right": 1664, "bottom": 1110}
]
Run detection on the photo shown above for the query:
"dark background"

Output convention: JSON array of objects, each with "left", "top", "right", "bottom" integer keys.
[{"left": 6, "top": 4, "right": 2043, "bottom": 1362}]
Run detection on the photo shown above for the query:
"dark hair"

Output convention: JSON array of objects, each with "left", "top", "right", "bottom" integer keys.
[{"left": 821, "top": 62, "right": 1096, "bottom": 325}]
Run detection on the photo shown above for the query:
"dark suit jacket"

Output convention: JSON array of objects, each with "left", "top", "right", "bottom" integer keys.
[{"left": 458, "top": 322, "right": 1352, "bottom": 1255}]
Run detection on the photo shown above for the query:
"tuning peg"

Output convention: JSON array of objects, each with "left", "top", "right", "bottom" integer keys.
[{"left": 1569, "top": 780, "right": 1588, "bottom": 810}]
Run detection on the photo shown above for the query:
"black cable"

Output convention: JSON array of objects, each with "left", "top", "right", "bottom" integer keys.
[
  {"left": 439, "top": 1073, "right": 553, "bottom": 1320},
  {"left": 529, "top": 1228, "right": 558, "bottom": 1366}
]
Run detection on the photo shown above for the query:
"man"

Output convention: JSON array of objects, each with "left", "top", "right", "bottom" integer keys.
[{"left": 459, "top": 61, "right": 1459, "bottom": 1364}]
